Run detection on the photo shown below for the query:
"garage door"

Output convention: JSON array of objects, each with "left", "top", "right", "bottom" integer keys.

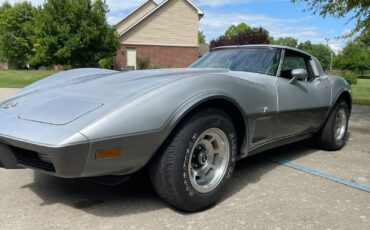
[{"left": 126, "top": 48, "right": 137, "bottom": 69}]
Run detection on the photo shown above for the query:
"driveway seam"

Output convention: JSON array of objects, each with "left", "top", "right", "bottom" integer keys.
[{"left": 264, "top": 156, "right": 370, "bottom": 193}]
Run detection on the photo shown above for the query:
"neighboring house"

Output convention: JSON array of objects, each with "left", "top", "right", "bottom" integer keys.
[
  {"left": 198, "top": 43, "right": 210, "bottom": 58},
  {"left": 115, "top": 0, "right": 204, "bottom": 69}
]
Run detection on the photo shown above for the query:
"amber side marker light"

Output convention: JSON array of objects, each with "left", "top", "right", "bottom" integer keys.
[{"left": 96, "top": 148, "right": 123, "bottom": 159}]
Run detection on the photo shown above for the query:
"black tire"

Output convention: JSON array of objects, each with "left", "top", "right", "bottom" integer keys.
[
  {"left": 315, "top": 100, "right": 349, "bottom": 151},
  {"left": 149, "top": 108, "right": 238, "bottom": 212}
]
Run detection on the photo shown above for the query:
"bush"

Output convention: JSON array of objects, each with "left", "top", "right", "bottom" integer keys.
[
  {"left": 342, "top": 71, "right": 358, "bottom": 85},
  {"left": 98, "top": 57, "right": 114, "bottom": 69},
  {"left": 327, "top": 70, "right": 358, "bottom": 85},
  {"left": 358, "top": 71, "right": 370, "bottom": 79},
  {"left": 137, "top": 57, "right": 150, "bottom": 70}
]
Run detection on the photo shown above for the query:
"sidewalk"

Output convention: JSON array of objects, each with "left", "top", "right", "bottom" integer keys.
[{"left": 0, "top": 88, "right": 20, "bottom": 101}]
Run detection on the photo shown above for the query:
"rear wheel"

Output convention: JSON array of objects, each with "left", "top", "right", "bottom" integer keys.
[
  {"left": 149, "top": 108, "right": 237, "bottom": 212},
  {"left": 315, "top": 100, "right": 349, "bottom": 151}
]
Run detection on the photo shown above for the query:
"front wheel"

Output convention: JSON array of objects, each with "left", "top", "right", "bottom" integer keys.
[
  {"left": 149, "top": 108, "right": 237, "bottom": 212},
  {"left": 315, "top": 100, "right": 349, "bottom": 151}
]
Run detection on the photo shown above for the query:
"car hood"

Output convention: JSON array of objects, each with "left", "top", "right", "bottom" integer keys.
[{"left": 1, "top": 68, "right": 228, "bottom": 126}]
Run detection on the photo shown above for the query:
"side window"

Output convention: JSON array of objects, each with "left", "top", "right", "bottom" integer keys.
[
  {"left": 280, "top": 52, "right": 307, "bottom": 80},
  {"left": 282, "top": 56, "right": 306, "bottom": 71}
]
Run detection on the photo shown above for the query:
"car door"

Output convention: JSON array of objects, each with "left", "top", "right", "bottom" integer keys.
[
  {"left": 275, "top": 49, "right": 331, "bottom": 138},
  {"left": 226, "top": 48, "right": 281, "bottom": 152},
  {"left": 230, "top": 70, "right": 279, "bottom": 151}
]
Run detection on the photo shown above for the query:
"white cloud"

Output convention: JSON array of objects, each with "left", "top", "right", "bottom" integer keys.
[
  {"left": 106, "top": 0, "right": 144, "bottom": 14},
  {"left": 328, "top": 40, "right": 349, "bottom": 54},
  {"left": 0, "top": 0, "right": 44, "bottom": 5},
  {"left": 193, "top": 0, "right": 288, "bottom": 7},
  {"left": 193, "top": 0, "right": 251, "bottom": 7}
]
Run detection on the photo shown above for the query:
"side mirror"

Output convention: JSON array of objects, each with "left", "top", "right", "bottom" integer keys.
[{"left": 290, "top": 68, "right": 307, "bottom": 84}]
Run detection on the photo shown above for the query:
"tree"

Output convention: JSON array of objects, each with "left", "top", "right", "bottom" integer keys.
[
  {"left": 225, "top": 23, "right": 250, "bottom": 38},
  {"left": 210, "top": 27, "right": 269, "bottom": 48},
  {"left": 358, "top": 28, "right": 370, "bottom": 46},
  {"left": 298, "top": 40, "right": 313, "bottom": 51},
  {"left": 310, "top": 44, "right": 332, "bottom": 70},
  {"left": 291, "top": 0, "right": 370, "bottom": 36},
  {"left": 297, "top": 41, "right": 332, "bottom": 70},
  {"left": 198, "top": 31, "right": 206, "bottom": 44},
  {"left": 0, "top": 2, "right": 10, "bottom": 60},
  {"left": 0, "top": 2, "right": 34, "bottom": 69},
  {"left": 272, "top": 37, "right": 298, "bottom": 48},
  {"left": 334, "top": 41, "right": 370, "bottom": 75},
  {"left": 30, "top": 0, "right": 119, "bottom": 68}
]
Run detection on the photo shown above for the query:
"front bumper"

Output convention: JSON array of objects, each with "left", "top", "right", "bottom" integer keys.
[
  {"left": 0, "top": 137, "right": 90, "bottom": 178},
  {"left": 0, "top": 103, "right": 166, "bottom": 178},
  {"left": 0, "top": 131, "right": 164, "bottom": 178}
]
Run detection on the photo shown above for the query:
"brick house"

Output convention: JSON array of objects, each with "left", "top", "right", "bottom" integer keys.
[{"left": 115, "top": 0, "right": 204, "bottom": 69}]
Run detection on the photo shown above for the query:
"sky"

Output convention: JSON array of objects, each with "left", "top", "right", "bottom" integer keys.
[{"left": 1, "top": 0, "right": 354, "bottom": 52}]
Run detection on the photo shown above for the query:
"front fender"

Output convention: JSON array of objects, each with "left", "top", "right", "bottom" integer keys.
[
  {"left": 163, "top": 90, "right": 247, "bottom": 134},
  {"left": 329, "top": 76, "right": 352, "bottom": 110}
]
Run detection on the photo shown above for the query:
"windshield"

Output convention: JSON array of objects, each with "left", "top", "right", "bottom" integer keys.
[{"left": 190, "top": 48, "right": 281, "bottom": 76}]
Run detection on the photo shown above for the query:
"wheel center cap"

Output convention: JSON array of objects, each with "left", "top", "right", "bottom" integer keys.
[{"left": 199, "top": 153, "right": 208, "bottom": 165}]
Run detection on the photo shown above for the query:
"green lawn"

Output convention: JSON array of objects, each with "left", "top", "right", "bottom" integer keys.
[
  {"left": 0, "top": 70, "right": 57, "bottom": 88},
  {"left": 352, "top": 79, "right": 370, "bottom": 105}
]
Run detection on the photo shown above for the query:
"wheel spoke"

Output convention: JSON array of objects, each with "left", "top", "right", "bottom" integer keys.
[
  {"left": 197, "top": 164, "right": 211, "bottom": 176},
  {"left": 191, "top": 168, "right": 199, "bottom": 181},
  {"left": 208, "top": 136, "right": 215, "bottom": 143}
]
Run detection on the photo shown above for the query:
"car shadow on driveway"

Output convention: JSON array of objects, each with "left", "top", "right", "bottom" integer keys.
[
  {"left": 220, "top": 139, "right": 321, "bottom": 203},
  {"left": 22, "top": 139, "right": 321, "bottom": 216}
]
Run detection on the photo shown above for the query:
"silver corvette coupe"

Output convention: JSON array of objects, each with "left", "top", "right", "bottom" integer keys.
[{"left": 0, "top": 45, "right": 351, "bottom": 212}]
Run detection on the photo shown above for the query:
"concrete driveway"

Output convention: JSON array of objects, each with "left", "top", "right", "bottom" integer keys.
[
  {"left": 0, "top": 88, "right": 19, "bottom": 100},
  {"left": 0, "top": 89, "right": 369, "bottom": 229}
]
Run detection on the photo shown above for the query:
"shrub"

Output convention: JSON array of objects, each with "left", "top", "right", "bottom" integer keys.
[
  {"left": 98, "top": 57, "right": 114, "bottom": 69},
  {"left": 137, "top": 57, "right": 150, "bottom": 70},
  {"left": 358, "top": 71, "right": 370, "bottom": 79},
  {"left": 327, "top": 70, "right": 358, "bottom": 85},
  {"left": 342, "top": 71, "right": 358, "bottom": 85}
]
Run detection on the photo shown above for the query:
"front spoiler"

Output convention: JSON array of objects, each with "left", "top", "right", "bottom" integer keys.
[{"left": 0, "top": 137, "right": 90, "bottom": 178}]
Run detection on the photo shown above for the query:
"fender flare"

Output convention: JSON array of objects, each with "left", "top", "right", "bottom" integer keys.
[
  {"left": 161, "top": 90, "right": 249, "bottom": 156},
  {"left": 332, "top": 89, "right": 352, "bottom": 109}
]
